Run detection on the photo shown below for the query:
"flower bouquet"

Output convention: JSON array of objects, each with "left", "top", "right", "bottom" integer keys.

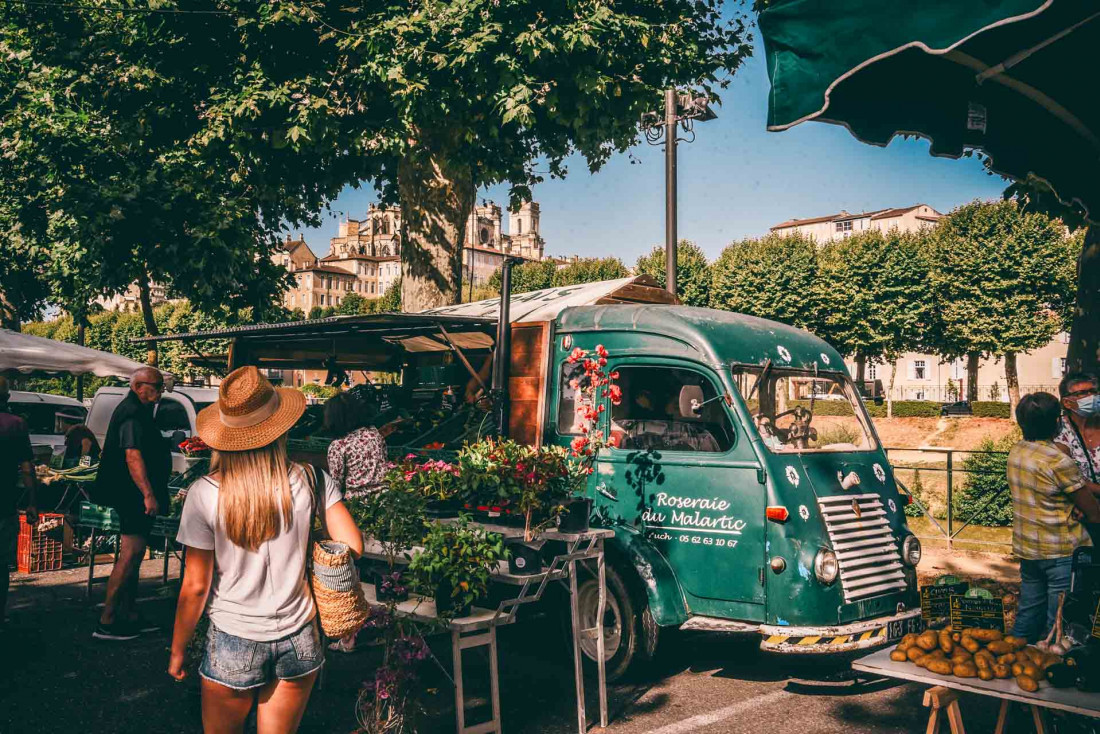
[{"left": 178, "top": 435, "right": 210, "bottom": 458}]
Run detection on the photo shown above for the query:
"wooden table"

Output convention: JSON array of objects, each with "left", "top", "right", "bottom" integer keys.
[
  {"left": 852, "top": 647, "right": 1100, "bottom": 733},
  {"left": 362, "top": 522, "right": 612, "bottom": 734}
]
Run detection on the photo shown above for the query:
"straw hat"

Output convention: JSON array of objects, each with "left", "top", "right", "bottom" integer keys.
[{"left": 196, "top": 366, "right": 306, "bottom": 452}]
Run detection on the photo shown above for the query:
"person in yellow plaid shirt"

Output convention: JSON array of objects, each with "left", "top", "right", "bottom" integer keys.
[{"left": 1009, "top": 392, "right": 1100, "bottom": 642}]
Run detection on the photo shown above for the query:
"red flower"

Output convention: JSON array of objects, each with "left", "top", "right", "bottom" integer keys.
[
  {"left": 595, "top": 344, "right": 608, "bottom": 358},
  {"left": 609, "top": 371, "right": 620, "bottom": 380},
  {"left": 598, "top": 357, "right": 607, "bottom": 367},
  {"left": 567, "top": 347, "right": 585, "bottom": 364},
  {"left": 570, "top": 436, "right": 589, "bottom": 453},
  {"left": 608, "top": 385, "right": 623, "bottom": 404}
]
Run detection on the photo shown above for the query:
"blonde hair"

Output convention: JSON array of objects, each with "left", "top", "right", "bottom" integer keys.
[{"left": 211, "top": 435, "right": 299, "bottom": 551}]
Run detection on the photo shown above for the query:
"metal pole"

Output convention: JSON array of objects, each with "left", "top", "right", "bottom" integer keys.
[
  {"left": 946, "top": 451, "right": 954, "bottom": 549},
  {"left": 76, "top": 321, "right": 86, "bottom": 403},
  {"left": 569, "top": 558, "right": 586, "bottom": 734},
  {"left": 664, "top": 88, "right": 678, "bottom": 298},
  {"left": 491, "top": 258, "right": 514, "bottom": 437}
]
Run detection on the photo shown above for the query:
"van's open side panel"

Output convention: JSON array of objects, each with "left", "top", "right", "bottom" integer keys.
[{"left": 508, "top": 321, "right": 550, "bottom": 447}]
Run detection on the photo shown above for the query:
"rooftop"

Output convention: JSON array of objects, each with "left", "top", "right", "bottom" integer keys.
[{"left": 771, "top": 203, "right": 940, "bottom": 230}]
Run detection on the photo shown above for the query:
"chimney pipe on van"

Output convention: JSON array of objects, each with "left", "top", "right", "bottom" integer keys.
[{"left": 491, "top": 258, "right": 516, "bottom": 437}]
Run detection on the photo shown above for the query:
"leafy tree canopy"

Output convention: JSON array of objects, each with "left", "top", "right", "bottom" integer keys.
[
  {"left": 709, "top": 232, "right": 819, "bottom": 330},
  {"left": 634, "top": 240, "right": 711, "bottom": 307}
]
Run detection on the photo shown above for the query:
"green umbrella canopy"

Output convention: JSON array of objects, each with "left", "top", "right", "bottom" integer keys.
[{"left": 760, "top": 1, "right": 1100, "bottom": 221}]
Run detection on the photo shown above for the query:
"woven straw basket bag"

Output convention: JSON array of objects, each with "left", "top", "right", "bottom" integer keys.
[{"left": 307, "top": 466, "right": 369, "bottom": 638}]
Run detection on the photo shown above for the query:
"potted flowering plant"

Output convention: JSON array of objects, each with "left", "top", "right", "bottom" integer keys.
[
  {"left": 348, "top": 477, "right": 427, "bottom": 602},
  {"left": 392, "top": 453, "right": 461, "bottom": 516},
  {"left": 408, "top": 515, "right": 507, "bottom": 618},
  {"left": 456, "top": 438, "right": 528, "bottom": 522},
  {"left": 177, "top": 435, "right": 210, "bottom": 457},
  {"left": 561, "top": 344, "right": 622, "bottom": 533},
  {"left": 357, "top": 608, "right": 431, "bottom": 734}
]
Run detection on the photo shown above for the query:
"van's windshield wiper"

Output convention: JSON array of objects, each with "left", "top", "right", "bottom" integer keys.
[{"left": 747, "top": 358, "right": 772, "bottom": 402}]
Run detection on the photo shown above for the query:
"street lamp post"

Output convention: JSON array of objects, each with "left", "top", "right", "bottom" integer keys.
[{"left": 643, "top": 90, "right": 717, "bottom": 299}]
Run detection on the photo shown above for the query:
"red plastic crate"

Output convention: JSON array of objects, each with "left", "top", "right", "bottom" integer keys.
[{"left": 17, "top": 512, "right": 65, "bottom": 573}]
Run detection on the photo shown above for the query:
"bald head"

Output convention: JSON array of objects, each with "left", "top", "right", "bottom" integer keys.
[{"left": 130, "top": 367, "right": 164, "bottom": 405}]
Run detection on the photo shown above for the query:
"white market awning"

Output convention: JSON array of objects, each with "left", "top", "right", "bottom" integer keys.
[
  {"left": 0, "top": 329, "right": 158, "bottom": 380},
  {"left": 422, "top": 275, "right": 678, "bottom": 323}
]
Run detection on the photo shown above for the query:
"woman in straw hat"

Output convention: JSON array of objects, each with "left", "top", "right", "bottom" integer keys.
[{"left": 167, "top": 367, "right": 363, "bottom": 733}]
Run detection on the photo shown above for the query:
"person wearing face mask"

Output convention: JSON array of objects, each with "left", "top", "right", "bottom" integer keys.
[{"left": 1055, "top": 372, "right": 1100, "bottom": 485}]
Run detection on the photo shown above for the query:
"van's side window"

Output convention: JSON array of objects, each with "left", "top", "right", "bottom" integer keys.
[
  {"left": 155, "top": 399, "right": 190, "bottom": 434},
  {"left": 557, "top": 360, "right": 589, "bottom": 435},
  {"left": 611, "top": 367, "right": 734, "bottom": 452}
]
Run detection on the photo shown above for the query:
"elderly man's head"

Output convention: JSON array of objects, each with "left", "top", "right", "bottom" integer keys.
[
  {"left": 1059, "top": 372, "right": 1100, "bottom": 420},
  {"left": 130, "top": 367, "right": 165, "bottom": 405}
]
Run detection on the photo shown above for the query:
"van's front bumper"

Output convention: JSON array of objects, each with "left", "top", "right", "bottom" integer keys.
[{"left": 759, "top": 607, "right": 923, "bottom": 654}]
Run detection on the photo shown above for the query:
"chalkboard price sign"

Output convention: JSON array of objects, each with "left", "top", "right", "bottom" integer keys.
[
  {"left": 949, "top": 595, "right": 1005, "bottom": 632},
  {"left": 920, "top": 582, "right": 969, "bottom": 621}
]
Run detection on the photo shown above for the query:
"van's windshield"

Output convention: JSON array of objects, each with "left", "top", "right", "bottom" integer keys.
[{"left": 731, "top": 366, "right": 877, "bottom": 453}]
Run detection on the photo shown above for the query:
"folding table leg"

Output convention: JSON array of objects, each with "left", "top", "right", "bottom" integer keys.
[
  {"left": 1030, "top": 705, "right": 1049, "bottom": 734},
  {"left": 596, "top": 548, "right": 608, "bottom": 729},
  {"left": 86, "top": 527, "right": 96, "bottom": 601},
  {"left": 488, "top": 626, "right": 501, "bottom": 733},
  {"left": 453, "top": 629, "right": 466, "bottom": 733},
  {"left": 994, "top": 700, "right": 1009, "bottom": 734},
  {"left": 569, "top": 559, "right": 586, "bottom": 734},
  {"left": 162, "top": 539, "right": 170, "bottom": 584}
]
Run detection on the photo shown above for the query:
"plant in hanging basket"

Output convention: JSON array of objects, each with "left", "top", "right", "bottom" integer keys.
[{"left": 408, "top": 515, "right": 507, "bottom": 620}]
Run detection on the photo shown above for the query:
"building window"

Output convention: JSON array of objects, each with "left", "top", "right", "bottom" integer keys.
[
  {"left": 835, "top": 220, "right": 853, "bottom": 233},
  {"left": 1053, "top": 357, "right": 1068, "bottom": 378},
  {"left": 371, "top": 283, "right": 376, "bottom": 294},
  {"left": 911, "top": 360, "right": 927, "bottom": 381},
  {"left": 517, "top": 220, "right": 523, "bottom": 235},
  {"left": 867, "top": 363, "right": 878, "bottom": 380}
]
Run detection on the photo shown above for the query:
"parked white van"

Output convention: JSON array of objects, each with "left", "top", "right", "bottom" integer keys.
[
  {"left": 86, "top": 386, "right": 217, "bottom": 473},
  {"left": 8, "top": 390, "right": 88, "bottom": 462}
]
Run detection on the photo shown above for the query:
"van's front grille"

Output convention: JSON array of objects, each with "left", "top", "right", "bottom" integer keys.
[{"left": 817, "top": 493, "right": 907, "bottom": 603}]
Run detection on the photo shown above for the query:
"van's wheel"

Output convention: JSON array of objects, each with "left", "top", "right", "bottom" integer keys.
[{"left": 575, "top": 564, "right": 659, "bottom": 682}]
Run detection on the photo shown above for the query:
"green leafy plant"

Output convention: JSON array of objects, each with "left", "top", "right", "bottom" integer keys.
[
  {"left": 408, "top": 516, "right": 507, "bottom": 618},
  {"left": 390, "top": 453, "right": 460, "bottom": 502},
  {"left": 348, "top": 485, "right": 427, "bottom": 572},
  {"left": 952, "top": 435, "right": 1018, "bottom": 527},
  {"left": 904, "top": 469, "right": 927, "bottom": 518}
]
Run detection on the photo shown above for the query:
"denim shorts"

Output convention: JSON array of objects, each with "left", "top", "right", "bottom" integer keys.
[{"left": 200, "top": 619, "right": 324, "bottom": 690}]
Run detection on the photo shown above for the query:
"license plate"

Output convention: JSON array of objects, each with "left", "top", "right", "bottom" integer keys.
[{"left": 886, "top": 616, "right": 924, "bottom": 643}]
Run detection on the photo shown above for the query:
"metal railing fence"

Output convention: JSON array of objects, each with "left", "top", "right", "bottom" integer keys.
[{"left": 884, "top": 446, "right": 1011, "bottom": 551}]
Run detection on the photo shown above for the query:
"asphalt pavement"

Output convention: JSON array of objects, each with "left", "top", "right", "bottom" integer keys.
[{"left": 0, "top": 558, "right": 1049, "bottom": 733}]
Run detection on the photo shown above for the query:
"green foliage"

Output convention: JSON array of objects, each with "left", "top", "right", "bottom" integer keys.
[
  {"left": 904, "top": 469, "right": 926, "bottom": 518},
  {"left": 300, "top": 384, "right": 338, "bottom": 400},
  {"left": 348, "top": 484, "right": 427, "bottom": 570},
  {"left": 814, "top": 230, "right": 932, "bottom": 365},
  {"left": 634, "top": 240, "right": 711, "bottom": 307},
  {"left": 552, "top": 258, "right": 629, "bottom": 287},
  {"left": 791, "top": 399, "right": 947, "bottom": 418},
  {"left": 377, "top": 278, "right": 403, "bottom": 313},
  {"left": 926, "top": 200, "right": 1078, "bottom": 360},
  {"left": 337, "top": 292, "right": 365, "bottom": 315},
  {"left": 408, "top": 516, "right": 507, "bottom": 617},
  {"left": 709, "top": 232, "right": 820, "bottom": 329},
  {"left": 110, "top": 312, "right": 148, "bottom": 364},
  {"left": 953, "top": 435, "right": 1018, "bottom": 527},
  {"left": 487, "top": 260, "right": 557, "bottom": 295},
  {"left": 972, "top": 402, "right": 1012, "bottom": 419}
]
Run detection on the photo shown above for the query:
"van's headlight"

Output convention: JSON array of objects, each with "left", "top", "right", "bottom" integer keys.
[
  {"left": 814, "top": 549, "right": 839, "bottom": 585},
  {"left": 902, "top": 535, "right": 922, "bottom": 567}
]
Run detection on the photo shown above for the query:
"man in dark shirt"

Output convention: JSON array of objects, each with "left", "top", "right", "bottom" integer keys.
[
  {"left": 93, "top": 367, "right": 171, "bottom": 641},
  {"left": 0, "top": 376, "right": 37, "bottom": 629}
]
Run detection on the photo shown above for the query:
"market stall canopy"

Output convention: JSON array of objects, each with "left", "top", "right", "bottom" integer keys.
[
  {"left": 424, "top": 275, "right": 678, "bottom": 322},
  {"left": 132, "top": 313, "right": 499, "bottom": 371},
  {"left": 759, "top": 0, "right": 1100, "bottom": 220},
  {"left": 0, "top": 328, "right": 156, "bottom": 380}
]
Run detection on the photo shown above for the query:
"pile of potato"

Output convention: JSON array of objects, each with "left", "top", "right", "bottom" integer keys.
[{"left": 890, "top": 627, "right": 1062, "bottom": 692}]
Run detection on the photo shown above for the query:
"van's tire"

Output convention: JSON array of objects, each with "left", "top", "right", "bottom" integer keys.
[{"left": 575, "top": 564, "right": 660, "bottom": 682}]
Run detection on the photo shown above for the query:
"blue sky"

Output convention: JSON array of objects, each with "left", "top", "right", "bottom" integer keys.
[{"left": 298, "top": 40, "right": 1008, "bottom": 265}]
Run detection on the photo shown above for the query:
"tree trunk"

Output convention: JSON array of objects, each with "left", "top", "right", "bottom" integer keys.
[
  {"left": 137, "top": 272, "right": 159, "bottom": 366},
  {"left": 0, "top": 292, "right": 19, "bottom": 331},
  {"left": 1067, "top": 224, "right": 1100, "bottom": 375},
  {"left": 966, "top": 352, "right": 980, "bottom": 403},
  {"left": 855, "top": 353, "right": 866, "bottom": 386},
  {"left": 1005, "top": 351, "right": 1021, "bottom": 423},
  {"left": 398, "top": 143, "right": 474, "bottom": 313},
  {"left": 887, "top": 360, "right": 898, "bottom": 418}
]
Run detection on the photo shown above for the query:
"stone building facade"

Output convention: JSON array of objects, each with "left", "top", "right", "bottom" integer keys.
[
  {"left": 770, "top": 203, "right": 943, "bottom": 242},
  {"left": 275, "top": 200, "right": 546, "bottom": 312}
]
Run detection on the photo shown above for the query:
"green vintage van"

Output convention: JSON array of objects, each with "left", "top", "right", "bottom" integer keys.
[
  {"left": 148, "top": 276, "right": 924, "bottom": 683},
  {"left": 539, "top": 300, "right": 923, "bottom": 679}
]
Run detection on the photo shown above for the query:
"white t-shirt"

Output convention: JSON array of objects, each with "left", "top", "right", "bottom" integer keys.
[{"left": 176, "top": 464, "right": 342, "bottom": 641}]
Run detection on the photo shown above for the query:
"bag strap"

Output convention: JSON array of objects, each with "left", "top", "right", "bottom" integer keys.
[{"left": 306, "top": 463, "right": 329, "bottom": 540}]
